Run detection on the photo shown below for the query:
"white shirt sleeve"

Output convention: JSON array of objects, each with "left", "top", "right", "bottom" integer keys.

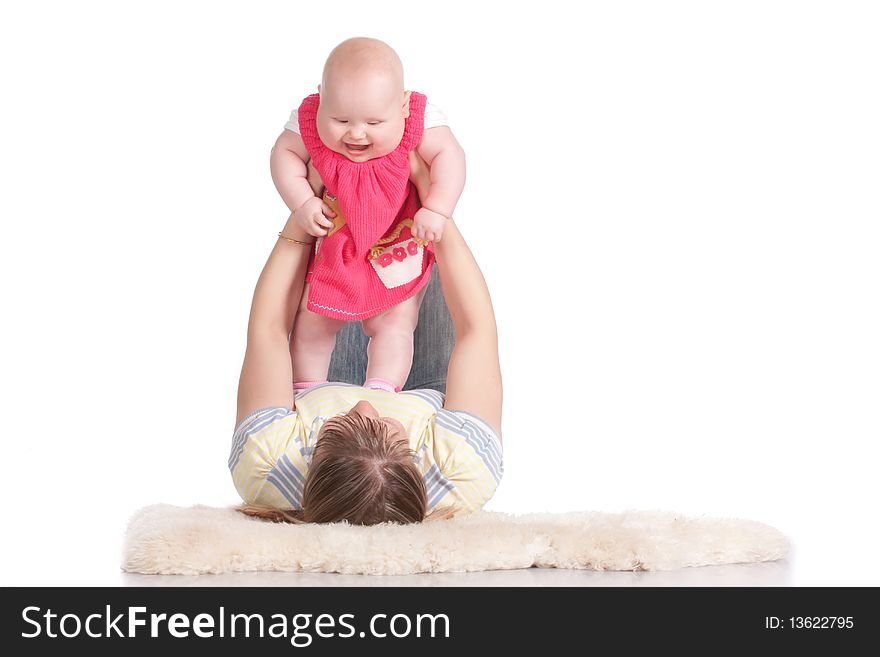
[
  {"left": 284, "top": 109, "right": 300, "bottom": 134},
  {"left": 283, "top": 101, "right": 449, "bottom": 134},
  {"left": 423, "top": 102, "right": 449, "bottom": 130}
]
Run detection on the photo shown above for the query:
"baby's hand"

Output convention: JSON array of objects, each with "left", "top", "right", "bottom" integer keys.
[
  {"left": 294, "top": 196, "right": 336, "bottom": 237},
  {"left": 412, "top": 207, "right": 446, "bottom": 243}
]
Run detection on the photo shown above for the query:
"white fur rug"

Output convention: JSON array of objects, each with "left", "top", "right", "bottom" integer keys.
[{"left": 122, "top": 505, "right": 790, "bottom": 576}]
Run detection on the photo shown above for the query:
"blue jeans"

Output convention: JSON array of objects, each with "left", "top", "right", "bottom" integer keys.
[{"left": 327, "top": 265, "right": 454, "bottom": 393}]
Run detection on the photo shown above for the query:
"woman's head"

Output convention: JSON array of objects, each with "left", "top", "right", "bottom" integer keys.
[{"left": 301, "top": 401, "right": 427, "bottom": 525}]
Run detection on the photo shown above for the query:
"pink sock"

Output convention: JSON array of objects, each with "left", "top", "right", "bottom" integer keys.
[
  {"left": 294, "top": 380, "right": 326, "bottom": 391},
  {"left": 364, "top": 377, "right": 401, "bottom": 393}
]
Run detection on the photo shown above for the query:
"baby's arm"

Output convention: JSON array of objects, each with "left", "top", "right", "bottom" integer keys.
[
  {"left": 412, "top": 126, "right": 465, "bottom": 242},
  {"left": 270, "top": 130, "right": 335, "bottom": 236}
]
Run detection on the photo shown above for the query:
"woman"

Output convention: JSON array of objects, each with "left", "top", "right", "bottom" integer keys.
[{"left": 230, "top": 155, "right": 502, "bottom": 524}]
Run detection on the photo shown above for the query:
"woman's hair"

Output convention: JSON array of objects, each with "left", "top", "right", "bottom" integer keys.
[{"left": 238, "top": 411, "right": 432, "bottom": 526}]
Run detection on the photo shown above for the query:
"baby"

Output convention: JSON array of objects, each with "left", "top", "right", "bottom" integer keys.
[{"left": 270, "top": 37, "right": 466, "bottom": 394}]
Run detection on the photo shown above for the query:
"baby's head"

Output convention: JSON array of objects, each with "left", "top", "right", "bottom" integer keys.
[{"left": 316, "top": 37, "right": 411, "bottom": 162}]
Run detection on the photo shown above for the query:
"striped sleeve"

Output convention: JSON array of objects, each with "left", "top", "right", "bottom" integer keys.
[
  {"left": 428, "top": 409, "right": 504, "bottom": 514},
  {"left": 229, "top": 407, "right": 308, "bottom": 510}
]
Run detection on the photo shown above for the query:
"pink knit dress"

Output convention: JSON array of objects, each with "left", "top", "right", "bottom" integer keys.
[{"left": 297, "top": 92, "right": 434, "bottom": 321}]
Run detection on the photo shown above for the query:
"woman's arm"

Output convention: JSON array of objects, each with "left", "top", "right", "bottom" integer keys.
[
  {"left": 409, "top": 153, "right": 503, "bottom": 437},
  {"left": 235, "top": 216, "right": 314, "bottom": 426},
  {"left": 434, "top": 220, "right": 503, "bottom": 437}
]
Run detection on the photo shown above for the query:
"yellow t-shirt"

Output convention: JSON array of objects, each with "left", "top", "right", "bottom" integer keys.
[{"left": 229, "top": 384, "right": 503, "bottom": 516}]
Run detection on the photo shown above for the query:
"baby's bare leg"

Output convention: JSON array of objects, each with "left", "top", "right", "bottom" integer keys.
[
  {"left": 290, "top": 285, "right": 345, "bottom": 386},
  {"left": 362, "top": 290, "right": 425, "bottom": 391}
]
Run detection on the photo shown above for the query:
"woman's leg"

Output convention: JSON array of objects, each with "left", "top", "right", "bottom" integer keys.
[
  {"left": 326, "top": 322, "right": 369, "bottom": 387},
  {"left": 404, "top": 265, "right": 454, "bottom": 393},
  {"left": 327, "top": 264, "right": 454, "bottom": 392}
]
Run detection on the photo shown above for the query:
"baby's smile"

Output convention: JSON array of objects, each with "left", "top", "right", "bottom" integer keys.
[{"left": 343, "top": 141, "right": 371, "bottom": 157}]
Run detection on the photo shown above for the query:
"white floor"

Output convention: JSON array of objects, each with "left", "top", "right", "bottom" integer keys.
[{"left": 120, "top": 561, "right": 791, "bottom": 588}]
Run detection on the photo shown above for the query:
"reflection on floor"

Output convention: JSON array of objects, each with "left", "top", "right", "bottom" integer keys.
[{"left": 122, "top": 559, "right": 791, "bottom": 587}]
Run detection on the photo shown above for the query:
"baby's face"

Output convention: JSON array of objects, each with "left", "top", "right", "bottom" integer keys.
[{"left": 316, "top": 72, "right": 409, "bottom": 162}]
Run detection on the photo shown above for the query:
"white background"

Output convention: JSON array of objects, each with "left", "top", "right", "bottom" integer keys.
[{"left": 1, "top": 0, "right": 877, "bottom": 586}]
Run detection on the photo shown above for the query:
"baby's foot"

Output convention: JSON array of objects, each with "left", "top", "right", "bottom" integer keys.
[
  {"left": 364, "top": 378, "right": 401, "bottom": 393},
  {"left": 294, "top": 380, "right": 326, "bottom": 397}
]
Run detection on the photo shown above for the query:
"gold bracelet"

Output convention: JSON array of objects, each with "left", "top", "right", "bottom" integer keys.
[{"left": 277, "top": 232, "right": 315, "bottom": 246}]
